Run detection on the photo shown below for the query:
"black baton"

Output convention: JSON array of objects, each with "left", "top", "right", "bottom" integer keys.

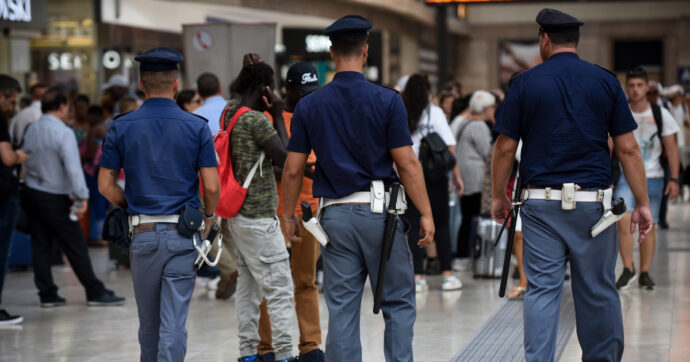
[
  {"left": 498, "top": 177, "right": 523, "bottom": 298},
  {"left": 373, "top": 182, "right": 401, "bottom": 314}
]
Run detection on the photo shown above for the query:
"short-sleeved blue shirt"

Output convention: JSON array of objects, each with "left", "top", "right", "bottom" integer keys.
[
  {"left": 100, "top": 97, "right": 218, "bottom": 215},
  {"left": 287, "top": 71, "right": 413, "bottom": 198},
  {"left": 494, "top": 52, "right": 637, "bottom": 189}
]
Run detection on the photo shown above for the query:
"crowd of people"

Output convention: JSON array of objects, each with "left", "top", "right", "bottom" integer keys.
[{"left": 0, "top": 9, "right": 689, "bottom": 362}]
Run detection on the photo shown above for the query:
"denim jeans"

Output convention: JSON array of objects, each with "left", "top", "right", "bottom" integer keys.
[{"left": 0, "top": 195, "right": 20, "bottom": 304}]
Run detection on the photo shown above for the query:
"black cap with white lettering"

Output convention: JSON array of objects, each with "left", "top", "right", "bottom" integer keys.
[{"left": 286, "top": 62, "right": 319, "bottom": 97}]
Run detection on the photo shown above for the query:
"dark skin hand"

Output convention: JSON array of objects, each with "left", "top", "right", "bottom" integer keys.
[
  {"left": 82, "top": 122, "right": 108, "bottom": 164},
  {"left": 240, "top": 85, "right": 290, "bottom": 167}
]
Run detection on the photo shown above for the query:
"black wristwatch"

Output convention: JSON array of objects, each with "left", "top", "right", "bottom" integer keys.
[
  {"left": 204, "top": 212, "right": 216, "bottom": 219},
  {"left": 670, "top": 178, "right": 680, "bottom": 184}
]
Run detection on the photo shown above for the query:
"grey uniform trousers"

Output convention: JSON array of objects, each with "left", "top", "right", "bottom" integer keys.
[
  {"left": 320, "top": 204, "right": 416, "bottom": 362},
  {"left": 521, "top": 199, "right": 624, "bottom": 362},
  {"left": 130, "top": 224, "right": 197, "bottom": 362}
]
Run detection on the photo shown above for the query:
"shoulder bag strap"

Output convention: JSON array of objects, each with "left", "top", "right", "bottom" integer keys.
[
  {"left": 455, "top": 119, "right": 472, "bottom": 143},
  {"left": 650, "top": 103, "right": 664, "bottom": 145},
  {"left": 225, "top": 106, "right": 252, "bottom": 133},
  {"left": 242, "top": 152, "right": 265, "bottom": 188}
]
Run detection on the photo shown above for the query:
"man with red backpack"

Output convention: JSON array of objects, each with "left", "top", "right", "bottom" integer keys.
[
  {"left": 614, "top": 67, "right": 680, "bottom": 290},
  {"left": 219, "top": 62, "right": 295, "bottom": 362}
]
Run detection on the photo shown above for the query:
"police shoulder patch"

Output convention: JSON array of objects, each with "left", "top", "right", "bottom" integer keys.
[{"left": 594, "top": 64, "right": 616, "bottom": 77}]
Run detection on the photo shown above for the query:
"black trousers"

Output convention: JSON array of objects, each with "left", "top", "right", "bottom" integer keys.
[
  {"left": 405, "top": 176, "right": 452, "bottom": 274},
  {"left": 21, "top": 187, "right": 105, "bottom": 300},
  {"left": 456, "top": 193, "right": 482, "bottom": 258}
]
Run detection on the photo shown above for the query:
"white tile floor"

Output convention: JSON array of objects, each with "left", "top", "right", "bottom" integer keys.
[{"left": 1, "top": 204, "right": 689, "bottom": 361}]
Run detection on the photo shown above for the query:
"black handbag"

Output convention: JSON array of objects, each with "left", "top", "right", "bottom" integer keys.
[
  {"left": 418, "top": 108, "right": 456, "bottom": 182},
  {"left": 103, "top": 207, "right": 130, "bottom": 249}
]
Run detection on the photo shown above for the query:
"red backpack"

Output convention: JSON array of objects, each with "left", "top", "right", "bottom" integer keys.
[{"left": 204, "top": 106, "right": 265, "bottom": 218}]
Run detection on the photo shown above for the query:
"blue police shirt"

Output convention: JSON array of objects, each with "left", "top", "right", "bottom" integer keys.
[
  {"left": 287, "top": 71, "right": 412, "bottom": 198},
  {"left": 494, "top": 52, "right": 637, "bottom": 189},
  {"left": 100, "top": 97, "right": 218, "bottom": 215}
]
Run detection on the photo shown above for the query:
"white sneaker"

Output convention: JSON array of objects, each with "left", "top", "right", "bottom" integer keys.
[
  {"left": 442, "top": 275, "right": 463, "bottom": 291},
  {"left": 415, "top": 279, "right": 428, "bottom": 293},
  {"left": 452, "top": 258, "right": 471, "bottom": 272},
  {"left": 207, "top": 276, "right": 221, "bottom": 291}
]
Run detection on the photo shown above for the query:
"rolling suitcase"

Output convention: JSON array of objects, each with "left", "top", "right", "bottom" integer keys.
[{"left": 472, "top": 217, "right": 507, "bottom": 278}]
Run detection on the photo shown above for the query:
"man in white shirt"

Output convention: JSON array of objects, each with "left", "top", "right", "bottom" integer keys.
[
  {"left": 9, "top": 83, "right": 47, "bottom": 147},
  {"left": 666, "top": 85, "right": 689, "bottom": 160},
  {"left": 615, "top": 68, "right": 680, "bottom": 291},
  {"left": 193, "top": 72, "right": 226, "bottom": 135}
]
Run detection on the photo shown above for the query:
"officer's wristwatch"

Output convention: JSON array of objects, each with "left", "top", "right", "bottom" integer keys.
[
  {"left": 670, "top": 178, "right": 680, "bottom": 184},
  {"left": 204, "top": 212, "right": 216, "bottom": 220}
]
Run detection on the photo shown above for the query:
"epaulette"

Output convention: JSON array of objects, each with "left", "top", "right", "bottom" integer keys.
[
  {"left": 112, "top": 110, "right": 133, "bottom": 121},
  {"left": 594, "top": 64, "right": 616, "bottom": 77},
  {"left": 368, "top": 81, "right": 399, "bottom": 94},
  {"left": 191, "top": 113, "right": 209, "bottom": 123}
]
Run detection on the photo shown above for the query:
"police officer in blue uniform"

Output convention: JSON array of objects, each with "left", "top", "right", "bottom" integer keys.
[
  {"left": 491, "top": 9, "right": 654, "bottom": 362},
  {"left": 98, "top": 47, "right": 220, "bottom": 362},
  {"left": 281, "top": 15, "right": 434, "bottom": 362}
]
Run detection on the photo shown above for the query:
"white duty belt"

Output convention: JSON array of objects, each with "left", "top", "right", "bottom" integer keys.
[
  {"left": 320, "top": 181, "right": 407, "bottom": 215},
  {"left": 130, "top": 214, "right": 179, "bottom": 226},
  {"left": 523, "top": 184, "right": 613, "bottom": 210}
]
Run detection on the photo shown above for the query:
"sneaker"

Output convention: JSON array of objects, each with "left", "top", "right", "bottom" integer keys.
[
  {"left": 296, "top": 349, "right": 324, "bottom": 362},
  {"left": 615, "top": 266, "right": 636, "bottom": 290},
  {"left": 207, "top": 276, "right": 221, "bottom": 291},
  {"left": 87, "top": 290, "right": 125, "bottom": 306},
  {"left": 216, "top": 271, "right": 239, "bottom": 300},
  {"left": 452, "top": 258, "right": 471, "bottom": 272},
  {"left": 258, "top": 352, "right": 275, "bottom": 362},
  {"left": 415, "top": 279, "right": 428, "bottom": 293},
  {"left": 442, "top": 275, "right": 463, "bottom": 291},
  {"left": 238, "top": 356, "right": 258, "bottom": 362},
  {"left": 639, "top": 272, "right": 656, "bottom": 290},
  {"left": 40, "top": 295, "right": 66, "bottom": 308},
  {"left": 0, "top": 309, "right": 23, "bottom": 325}
]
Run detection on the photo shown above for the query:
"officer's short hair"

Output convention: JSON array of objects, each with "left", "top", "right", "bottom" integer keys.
[
  {"left": 331, "top": 37, "right": 367, "bottom": 57},
  {"left": 197, "top": 73, "right": 220, "bottom": 98},
  {"left": 234, "top": 63, "right": 274, "bottom": 94},
  {"left": 469, "top": 90, "right": 496, "bottom": 114},
  {"left": 544, "top": 31, "right": 580, "bottom": 47},
  {"left": 626, "top": 67, "right": 648, "bottom": 83},
  {"left": 140, "top": 69, "right": 178, "bottom": 94},
  {"left": 0, "top": 74, "right": 21, "bottom": 98},
  {"left": 41, "top": 87, "right": 69, "bottom": 113}
]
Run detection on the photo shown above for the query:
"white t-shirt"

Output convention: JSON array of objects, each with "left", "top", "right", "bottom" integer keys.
[
  {"left": 631, "top": 105, "right": 680, "bottom": 178},
  {"left": 667, "top": 103, "right": 688, "bottom": 148},
  {"left": 411, "top": 104, "right": 456, "bottom": 156}
]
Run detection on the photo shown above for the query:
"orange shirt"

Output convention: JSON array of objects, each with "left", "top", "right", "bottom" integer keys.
[{"left": 276, "top": 111, "right": 319, "bottom": 216}]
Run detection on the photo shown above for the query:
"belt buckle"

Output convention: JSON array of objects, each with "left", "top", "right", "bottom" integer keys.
[{"left": 544, "top": 187, "right": 551, "bottom": 200}]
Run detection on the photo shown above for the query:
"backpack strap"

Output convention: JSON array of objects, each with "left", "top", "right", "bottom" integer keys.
[
  {"left": 223, "top": 106, "right": 252, "bottom": 133},
  {"left": 650, "top": 103, "right": 664, "bottom": 145},
  {"left": 242, "top": 152, "right": 265, "bottom": 188}
]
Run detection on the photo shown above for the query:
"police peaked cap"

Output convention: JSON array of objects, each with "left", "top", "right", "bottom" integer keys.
[
  {"left": 134, "top": 47, "right": 183, "bottom": 71},
  {"left": 324, "top": 14, "right": 372, "bottom": 42},
  {"left": 537, "top": 8, "right": 583, "bottom": 34}
]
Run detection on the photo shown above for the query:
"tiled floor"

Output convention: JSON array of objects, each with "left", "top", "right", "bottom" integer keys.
[{"left": 1, "top": 204, "right": 689, "bottom": 361}]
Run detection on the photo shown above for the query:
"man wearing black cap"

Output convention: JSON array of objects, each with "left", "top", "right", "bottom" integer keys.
[
  {"left": 98, "top": 47, "right": 220, "bottom": 361},
  {"left": 282, "top": 15, "right": 433, "bottom": 362},
  {"left": 254, "top": 62, "right": 324, "bottom": 362},
  {"left": 491, "top": 8, "right": 653, "bottom": 362}
]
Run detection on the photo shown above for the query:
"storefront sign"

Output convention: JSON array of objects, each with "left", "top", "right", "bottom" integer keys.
[{"left": 0, "top": 0, "right": 45, "bottom": 29}]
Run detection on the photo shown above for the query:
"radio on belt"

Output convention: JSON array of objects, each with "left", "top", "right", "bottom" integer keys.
[
  {"left": 590, "top": 198, "right": 626, "bottom": 238},
  {"left": 301, "top": 201, "right": 330, "bottom": 248}
]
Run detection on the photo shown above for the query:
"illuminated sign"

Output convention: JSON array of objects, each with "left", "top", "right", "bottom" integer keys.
[
  {"left": 0, "top": 0, "right": 31, "bottom": 22},
  {"left": 305, "top": 34, "right": 331, "bottom": 53}
]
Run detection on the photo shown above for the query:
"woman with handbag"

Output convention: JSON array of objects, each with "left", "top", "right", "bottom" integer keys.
[
  {"left": 455, "top": 91, "right": 496, "bottom": 269},
  {"left": 402, "top": 74, "right": 464, "bottom": 292}
]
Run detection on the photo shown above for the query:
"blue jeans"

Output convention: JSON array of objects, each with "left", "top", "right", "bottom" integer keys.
[
  {"left": 0, "top": 195, "right": 20, "bottom": 304},
  {"left": 130, "top": 225, "right": 197, "bottom": 362},
  {"left": 521, "top": 200, "right": 623, "bottom": 362},
  {"left": 320, "top": 204, "right": 415, "bottom": 362}
]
